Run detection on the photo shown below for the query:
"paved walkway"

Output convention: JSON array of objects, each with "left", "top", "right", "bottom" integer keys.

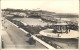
[
  {"left": 1, "top": 26, "right": 16, "bottom": 49},
  {"left": 39, "top": 29, "right": 78, "bottom": 49},
  {"left": 40, "top": 29, "right": 79, "bottom": 38}
]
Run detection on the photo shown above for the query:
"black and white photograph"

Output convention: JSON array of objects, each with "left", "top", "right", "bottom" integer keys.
[{"left": 1, "top": 0, "right": 79, "bottom": 49}]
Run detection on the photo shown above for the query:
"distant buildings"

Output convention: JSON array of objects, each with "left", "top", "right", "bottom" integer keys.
[{"left": 2, "top": 8, "right": 79, "bottom": 23}]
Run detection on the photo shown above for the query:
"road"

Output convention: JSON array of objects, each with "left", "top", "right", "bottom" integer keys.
[{"left": 2, "top": 26, "right": 47, "bottom": 49}]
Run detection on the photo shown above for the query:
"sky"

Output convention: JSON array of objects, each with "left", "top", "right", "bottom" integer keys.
[{"left": 1, "top": 0, "right": 79, "bottom": 14}]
